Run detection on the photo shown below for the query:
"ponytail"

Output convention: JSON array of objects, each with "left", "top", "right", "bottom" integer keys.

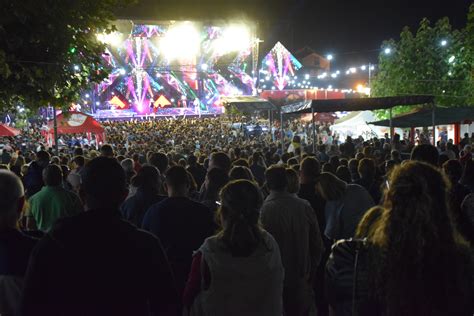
[{"left": 218, "top": 180, "right": 263, "bottom": 257}]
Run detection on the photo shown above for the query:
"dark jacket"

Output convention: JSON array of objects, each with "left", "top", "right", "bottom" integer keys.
[
  {"left": 19, "top": 209, "right": 179, "bottom": 316},
  {"left": 142, "top": 197, "right": 217, "bottom": 296},
  {"left": 0, "top": 229, "right": 37, "bottom": 316},
  {"left": 121, "top": 189, "right": 166, "bottom": 227},
  {"left": 298, "top": 182, "right": 326, "bottom": 233},
  {"left": 23, "top": 161, "right": 46, "bottom": 198},
  {"left": 186, "top": 164, "right": 206, "bottom": 188}
]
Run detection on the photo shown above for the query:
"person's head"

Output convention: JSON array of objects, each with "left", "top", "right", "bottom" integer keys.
[
  {"left": 217, "top": 180, "right": 263, "bottom": 256},
  {"left": 72, "top": 155, "right": 85, "bottom": 169},
  {"left": 286, "top": 168, "right": 300, "bottom": 194},
  {"left": 329, "top": 155, "right": 340, "bottom": 168},
  {"left": 51, "top": 156, "right": 60, "bottom": 165},
  {"left": 121, "top": 158, "right": 134, "bottom": 173},
  {"left": 36, "top": 150, "right": 50, "bottom": 167},
  {"left": 131, "top": 165, "right": 161, "bottom": 194},
  {"left": 14, "top": 155, "right": 25, "bottom": 167},
  {"left": 204, "top": 168, "right": 230, "bottom": 200},
  {"left": 335, "top": 166, "right": 352, "bottom": 183},
  {"left": 100, "top": 144, "right": 114, "bottom": 158},
  {"left": 232, "top": 158, "right": 250, "bottom": 168},
  {"left": 464, "top": 132, "right": 469, "bottom": 138},
  {"left": 348, "top": 158, "right": 359, "bottom": 173},
  {"left": 358, "top": 158, "right": 376, "bottom": 180},
  {"left": 187, "top": 154, "right": 198, "bottom": 166},
  {"left": 315, "top": 172, "right": 347, "bottom": 201},
  {"left": 442, "top": 159, "right": 463, "bottom": 184},
  {"left": 0, "top": 170, "right": 25, "bottom": 228},
  {"left": 461, "top": 159, "right": 474, "bottom": 185},
  {"left": 370, "top": 161, "right": 463, "bottom": 315},
  {"left": 148, "top": 152, "right": 169, "bottom": 174},
  {"left": 385, "top": 159, "right": 397, "bottom": 176},
  {"left": 300, "top": 156, "right": 321, "bottom": 183},
  {"left": 355, "top": 152, "right": 365, "bottom": 161},
  {"left": 132, "top": 153, "right": 140, "bottom": 162},
  {"left": 80, "top": 157, "right": 128, "bottom": 210},
  {"left": 410, "top": 144, "right": 439, "bottom": 166},
  {"left": 229, "top": 166, "right": 254, "bottom": 182},
  {"left": 463, "top": 145, "right": 472, "bottom": 154},
  {"left": 42, "top": 164, "right": 63, "bottom": 187},
  {"left": 265, "top": 165, "right": 288, "bottom": 192},
  {"left": 209, "top": 152, "right": 231, "bottom": 172},
  {"left": 322, "top": 163, "right": 334, "bottom": 174},
  {"left": 164, "top": 166, "right": 189, "bottom": 197},
  {"left": 252, "top": 151, "right": 262, "bottom": 165}
]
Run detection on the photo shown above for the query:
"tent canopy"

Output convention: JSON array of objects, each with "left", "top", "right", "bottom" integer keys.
[
  {"left": 281, "top": 95, "right": 435, "bottom": 114},
  {"left": 221, "top": 96, "right": 277, "bottom": 112},
  {"left": 47, "top": 111, "right": 104, "bottom": 134},
  {"left": 370, "top": 107, "right": 474, "bottom": 127},
  {"left": 0, "top": 124, "right": 21, "bottom": 137}
]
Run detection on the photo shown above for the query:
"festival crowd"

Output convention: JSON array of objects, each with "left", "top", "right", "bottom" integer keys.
[{"left": 0, "top": 116, "right": 473, "bottom": 316}]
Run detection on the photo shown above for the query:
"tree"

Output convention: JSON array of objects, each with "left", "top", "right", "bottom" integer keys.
[
  {"left": 372, "top": 7, "right": 474, "bottom": 119},
  {"left": 0, "top": 0, "right": 133, "bottom": 112}
]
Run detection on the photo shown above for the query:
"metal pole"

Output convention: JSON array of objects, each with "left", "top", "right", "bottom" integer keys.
[
  {"left": 389, "top": 107, "right": 393, "bottom": 140},
  {"left": 432, "top": 105, "right": 436, "bottom": 145},
  {"left": 53, "top": 107, "right": 59, "bottom": 156},
  {"left": 280, "top": 111, "right": 284, "bottom": 153},
  {"left": 368, "top": 63, "right": 372, "bottom": 97},
  {"left": 311, "top": 107, "right": 316, "bottom": 153},
  {"left": 268, "top": 110, "right": 273, "bottom": 142}
]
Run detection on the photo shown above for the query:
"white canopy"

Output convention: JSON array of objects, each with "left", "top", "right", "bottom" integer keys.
[{"left": 330, "top": 111, "right": 391, "bottom": 139}]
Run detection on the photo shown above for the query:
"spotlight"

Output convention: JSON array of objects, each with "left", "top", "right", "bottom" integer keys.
[
  {"left": 119, "top": 68, "right": 126, "bottom": 75},
  {"left": 304, "top": 74, "right": 310, "bottom": 80},
  {"left": 201, "top": 64, "right": 208, "bottom": 71},
  {"left": 161, "top": 22, "right": 200, "bottom": 61},
  {"left": 213, "top": 24, "right": 251, "bottom": 55}
]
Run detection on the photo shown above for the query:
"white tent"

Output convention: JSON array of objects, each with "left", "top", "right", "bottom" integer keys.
[{"left": 330, "top": 111, "right": 394, "bottom": 139}]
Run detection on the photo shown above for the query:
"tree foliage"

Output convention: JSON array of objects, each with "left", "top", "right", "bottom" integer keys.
[
  {"left": 372, "top": 5, "right": 474, "bottom": 119},
  {"left": 0, "top": 0, "right": 133, "bottom": 112}
]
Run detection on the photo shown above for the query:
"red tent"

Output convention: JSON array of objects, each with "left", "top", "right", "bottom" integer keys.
[
  {"left": 45, "top": 111, "right": 106, "bottom": 145},
  {"left": 0, "top": 124, "right": 21, "bottom": 137}
]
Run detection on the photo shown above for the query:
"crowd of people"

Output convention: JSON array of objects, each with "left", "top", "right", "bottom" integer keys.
[{"left": 0, "top": 116, "right": 473, "bottom": 316}]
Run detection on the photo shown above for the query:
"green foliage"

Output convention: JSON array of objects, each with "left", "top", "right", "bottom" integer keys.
[
  {"left": 0, "top": 0, "right": 133, "bottom": 111},
  {"left": 372, "top": 8, "right": 474, "bottom": 119}
]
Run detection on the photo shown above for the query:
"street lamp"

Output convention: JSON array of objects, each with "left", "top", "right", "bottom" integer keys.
[
  {"left": 384, "top": 48, "right": 392, "bottom": 55},
  {"left": 326, "top": 54, "right": 333, "bottom": 61},
  {"left": 440, "top": 39, "right": 447, "bottom": 46}
]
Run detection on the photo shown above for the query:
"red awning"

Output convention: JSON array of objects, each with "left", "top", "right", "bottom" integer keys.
[
  {"left": 0, "top": 124, "right": 21, "bottom": 137},
  {"left": 47, "top": 111, "right": 104, "bottom": 134}
]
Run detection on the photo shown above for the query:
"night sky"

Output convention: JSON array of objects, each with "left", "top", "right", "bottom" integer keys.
[{"left": 119, "top": 0, "right": 471, "bottom": 70}]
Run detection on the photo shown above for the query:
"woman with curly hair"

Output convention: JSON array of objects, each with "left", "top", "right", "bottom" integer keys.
[{"left": 326, "top": 161, "right": 472, "bottom": 316}]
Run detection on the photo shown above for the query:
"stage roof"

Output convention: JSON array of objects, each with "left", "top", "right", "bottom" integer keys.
[
  {"left": 281, "top": 95, "right": 435, "bottom": 114},
  {"left": 221, "top": 96, "right": 277, "bottom": 111},
  {"left": 369, "top": 107, "right": 474, "bottom": 127}
]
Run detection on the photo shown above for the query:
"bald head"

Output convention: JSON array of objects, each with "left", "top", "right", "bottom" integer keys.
[{"left": 0, "top": 170, "right": 24, "bottom": 224}]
